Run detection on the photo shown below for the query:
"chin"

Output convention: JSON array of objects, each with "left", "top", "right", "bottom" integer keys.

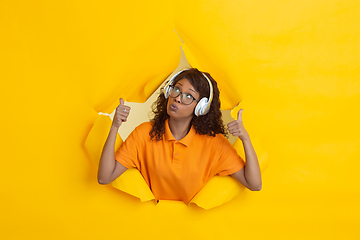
[{"left": 167, "top": 109, "right": 177, "bottom": 118}]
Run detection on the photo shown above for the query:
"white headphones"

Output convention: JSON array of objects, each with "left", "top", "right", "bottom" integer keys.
[{"left": 163, "top": 69, "right": 213, "bottom": 116}]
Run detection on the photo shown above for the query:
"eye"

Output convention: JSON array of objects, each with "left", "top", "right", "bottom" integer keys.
[
  {"left": 174, "top": 86, "right": 180, "bottom": 93},
  {"left": 185, "top": 93, "right": 193, "bottom": 99}
]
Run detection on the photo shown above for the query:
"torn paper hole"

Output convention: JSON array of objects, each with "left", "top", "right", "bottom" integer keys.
[{"left": 85, "top": 46, "right": 268, "bottom": 209}]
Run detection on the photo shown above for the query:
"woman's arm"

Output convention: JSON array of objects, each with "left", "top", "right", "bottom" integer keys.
[
  {"left": 227, "top": 109, "right": 262, "bottom": 191},
  {"left": 231, "top": 138, "right": 262, "bottom": 191},
  {"left": 97, "top": 98, "right": 130, "bottom": 185}
]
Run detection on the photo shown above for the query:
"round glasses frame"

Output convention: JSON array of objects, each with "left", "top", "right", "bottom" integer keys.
[{"left": 169, "top": 85, "right": 199, "bottom": 105}]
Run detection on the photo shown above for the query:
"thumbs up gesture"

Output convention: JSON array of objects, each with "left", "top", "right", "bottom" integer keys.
[
  {"left": 112, "top": 98, "right": 131, "bottom": 129},
  {"left": 227, "top": 109, "right": 250, "bottom": 142}
]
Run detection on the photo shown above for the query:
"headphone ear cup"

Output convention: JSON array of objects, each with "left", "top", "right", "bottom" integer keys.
[
  {"left": 195, "top": 98, "right": 210, "bottom": 116},
  {"left": 163, "top": 84, "right": 172, "bottom": 99}
]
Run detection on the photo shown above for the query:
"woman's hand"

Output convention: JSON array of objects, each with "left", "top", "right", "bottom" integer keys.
[
  {"left": 227, "top": 109, "right": 250, "bottom": 142},
  {"left": 112, "top": 98, "right": 131, "bottom": 129}
]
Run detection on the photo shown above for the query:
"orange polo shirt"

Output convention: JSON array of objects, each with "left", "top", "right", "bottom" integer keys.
[{"left": 115, "top": 119, "right": 245, "bottom": 204}]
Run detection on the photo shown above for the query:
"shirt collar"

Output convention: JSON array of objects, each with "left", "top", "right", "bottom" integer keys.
[{"left": 164, "top": 119, "right": 195, "bottom": 147}]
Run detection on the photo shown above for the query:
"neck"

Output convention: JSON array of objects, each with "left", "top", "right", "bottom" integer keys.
[{"left": 168, "top": 117, "right": 192, "bottom": 141}]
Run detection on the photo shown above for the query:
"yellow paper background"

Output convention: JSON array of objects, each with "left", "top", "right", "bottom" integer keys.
[{"left": 1, "top": 0, "right": 359, "bottom": 239}]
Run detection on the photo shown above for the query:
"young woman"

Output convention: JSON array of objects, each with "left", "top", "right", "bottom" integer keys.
[{"left": 98, "top": 68, "right": 262, "bottom": 204}]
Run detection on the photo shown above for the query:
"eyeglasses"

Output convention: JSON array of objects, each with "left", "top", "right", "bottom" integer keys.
[{"left": 169, "top": 85, "right": 199, "bottom": 105}]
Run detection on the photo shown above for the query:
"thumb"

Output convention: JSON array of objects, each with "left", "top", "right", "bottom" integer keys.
[
  {"left": 237, "top": 109, "right": 243, "bottom": 122},
  {"left": 120, "top": 98, "right": 124, "bottom": 105}
]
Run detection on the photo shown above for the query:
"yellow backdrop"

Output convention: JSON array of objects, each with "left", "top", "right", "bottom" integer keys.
[{"left": 1, "top": 0, "right": 359, "bottom": 239}]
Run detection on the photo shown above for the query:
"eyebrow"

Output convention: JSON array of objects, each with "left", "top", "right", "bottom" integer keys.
[{"left": 176, "top": 82, "right": 197, "bottom": 94}]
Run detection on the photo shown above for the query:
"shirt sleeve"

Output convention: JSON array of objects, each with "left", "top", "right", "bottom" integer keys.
[
  {"left": 213, "top": 135, "right": 245, "bottom": 177},
  {"left": 114, "top": 127, "right": 140, "bottom": 169}
]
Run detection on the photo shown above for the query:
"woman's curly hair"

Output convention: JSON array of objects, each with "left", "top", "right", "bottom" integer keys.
[{"left": 149, "top": 68, "right": 228, "bottom": 141}]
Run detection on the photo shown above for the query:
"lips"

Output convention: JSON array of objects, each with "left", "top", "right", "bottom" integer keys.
[{"left": 169, "top": 103, "right": 178, "bottom": 111}]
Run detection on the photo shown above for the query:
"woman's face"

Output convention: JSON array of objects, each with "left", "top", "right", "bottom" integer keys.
[{"left": 166, "top": 78, "right": 200, "bottom": 120}]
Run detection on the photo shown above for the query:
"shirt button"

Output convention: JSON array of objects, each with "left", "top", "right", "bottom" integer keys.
[{"left": 175, "top": 153, "right": 178, "bottom": 155}]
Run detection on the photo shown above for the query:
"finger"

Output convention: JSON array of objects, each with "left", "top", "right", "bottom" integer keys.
[
  {"left": 237, "top": 109, "right": 243, "bottom": 122},
  {"left": 228, "top": 128, "right": 241, "bottom": 134},
  {"left": 119, "top": 115, "right": 129, "bottom": 122},
  {"left": 227, "top": 120, "right": 240, "bottom": 127},
  {"left": 227, "top": 122, "right": 239, "bottom": 129},
  {"left": 119, "top": 117, "right": 128, "bottom": 122},
  {"left": 229, "top": 130, "right": 241, "bottom": 136},
  {"left": 120, "top": 98, "right": 124, "bottom": 105},
  {"left": 227, "top": 124, "right": 240, "bottom": 131},
  {"left": 116, "top": 106, "right": 130, "bottom": 113},
  {"left": 118, "top": 110, "right": 130, "bottom": 117},
  {"left": 228, "top": 128, "right": 241, "bottom": 135},
  {"left": 228, "top": 124, "right": 242, "bottom": 131},
  {"left": 119, "top": 110, "right": 129, "bottom": 116},
  {"left": 228, "top": 124, "right": 240, "bottom": 131}
]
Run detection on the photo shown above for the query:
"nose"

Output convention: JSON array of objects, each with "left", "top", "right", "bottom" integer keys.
[{"left": 174, "top": 94, "right": 181, "bottom": 103}]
